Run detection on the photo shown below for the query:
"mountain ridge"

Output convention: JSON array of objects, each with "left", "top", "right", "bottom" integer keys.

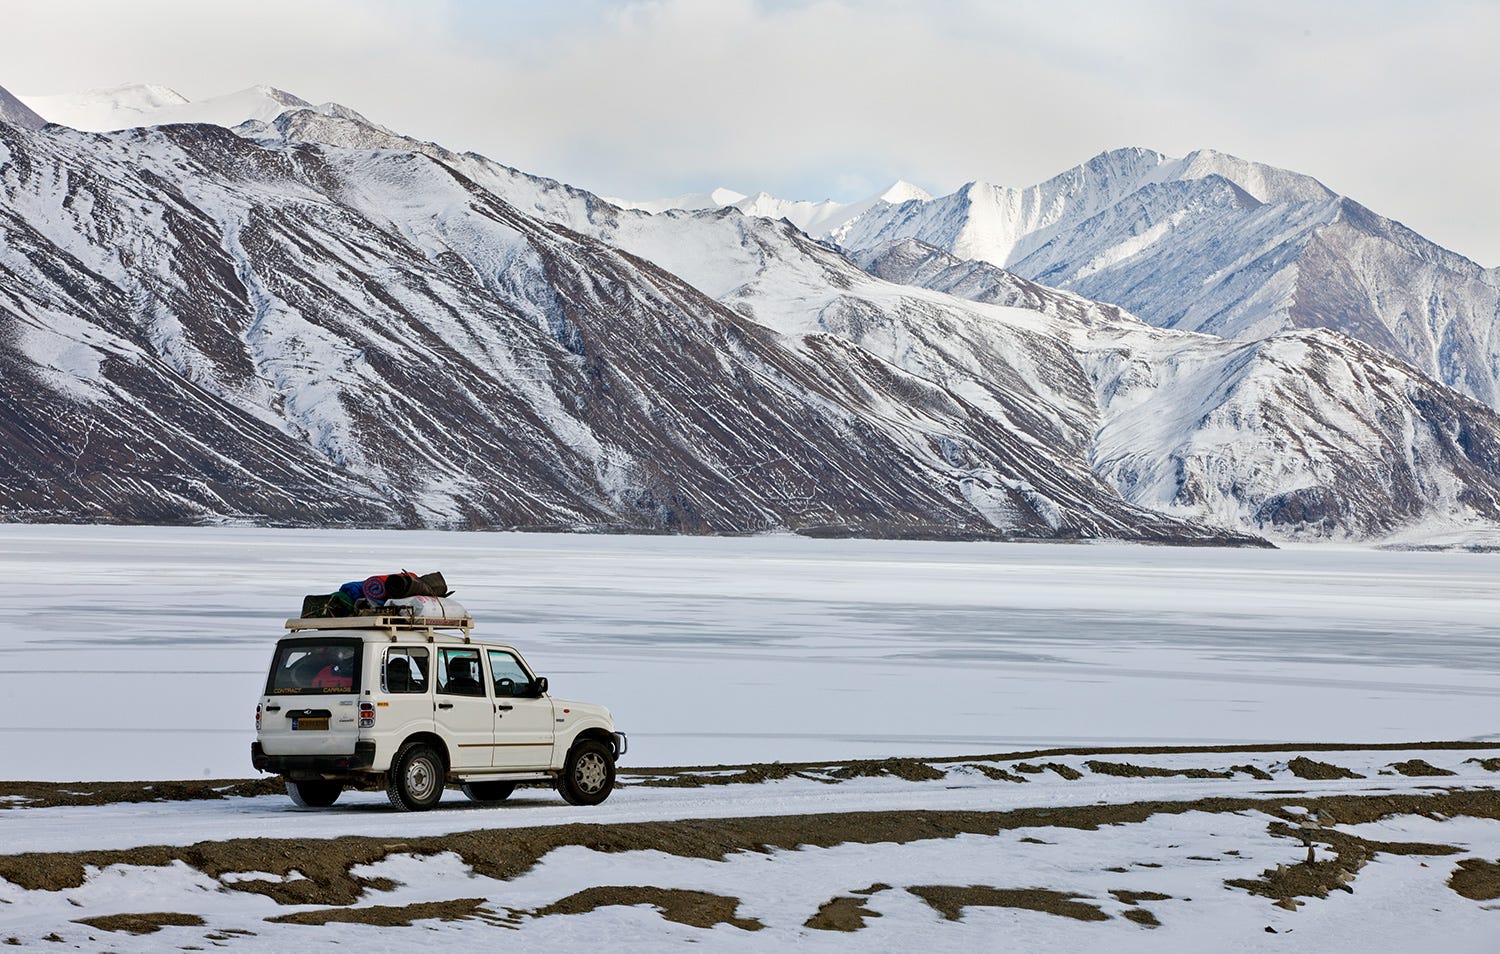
[
  {"left": 5, "top": 85, "right": 1500, "bottom": 545},
  {"left": 625, "top": 146, "right": 1500, "bottom": 411}
]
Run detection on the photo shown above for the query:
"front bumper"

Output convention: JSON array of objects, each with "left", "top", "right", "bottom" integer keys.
[{"left": 251, "top": 740, "right": 377, "bottom": 778}]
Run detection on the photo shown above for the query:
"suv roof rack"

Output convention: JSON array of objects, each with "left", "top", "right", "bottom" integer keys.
[{"left": 285, "top": 615, "right": 475, "bottom": 639}]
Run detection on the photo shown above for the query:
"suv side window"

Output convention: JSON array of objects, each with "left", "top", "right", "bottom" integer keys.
[
  {"left": 437, "top": 647, "right": 486, "bottom": 697},
  {"left": 384, "top": 647, "right": 429, "bottom": 693},
  {"left": 487, "top": 649, "right": 533, "bottom": 697}
]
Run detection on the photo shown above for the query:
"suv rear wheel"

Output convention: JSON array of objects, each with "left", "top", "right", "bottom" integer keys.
[
  {"left": 558, "top": 739, "right": 615, "bottom": 806},
  {"left": 461, "top": 780, "right": 517, "bottom": 803},
  {"left": 387, "top": 742, "right": 445, "bottom": 811},
  {"left": 285, "top": 779, "right": 343, "bottom": 808}
]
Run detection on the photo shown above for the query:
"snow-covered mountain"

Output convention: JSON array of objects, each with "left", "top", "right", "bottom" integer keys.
[
  {"left": 0, "top": 86, "right": 45, "bottom": 132},
  {"left": 5, "top": 84, "right": 1500, "bottom": 543},
  {"left": 638, "top": 149, "right": 1500, "bottom": 411},
  {"left": 16, "top": 83, "right": 372, "bottom": 132},
  {"left": 2, "top": 112, "right": 1255, "bottom": 541},
  {"left": 612, "top": 180, "right": 932, "bottom": 238}
]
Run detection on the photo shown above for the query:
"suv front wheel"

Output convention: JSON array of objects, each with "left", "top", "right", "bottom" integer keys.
[
  {"left": 558, "top": 739, "right": 615, "bottom": 806},
  {"left": 387, "top": 742, "right": 445, "bottom": 811}
]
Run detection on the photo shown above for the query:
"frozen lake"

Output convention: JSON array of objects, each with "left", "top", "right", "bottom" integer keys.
[{"left": 0, "top": 525, "right": 1496, "bottom": 780}]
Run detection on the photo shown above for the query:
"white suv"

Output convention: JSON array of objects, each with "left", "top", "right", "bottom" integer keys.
[{"left": 250, "top": 614, "right": 625, "bottom": 811}]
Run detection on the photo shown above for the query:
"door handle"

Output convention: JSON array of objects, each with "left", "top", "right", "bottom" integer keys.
[
  {"left": 437, "top": 702, "right": 454, "bottom": 710},
  {"left": 496, "top": 704, "right": 514, "bottom": 711},
  {"left": 264, "top": 705, "right": 281, "bottom": 712}
]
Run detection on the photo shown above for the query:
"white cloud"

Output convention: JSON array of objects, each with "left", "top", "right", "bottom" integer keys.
[{"left": 2, "top": 0, "right": 1496, "bottom": 265}]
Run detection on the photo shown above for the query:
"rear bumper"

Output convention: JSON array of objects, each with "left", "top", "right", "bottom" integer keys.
[
  {"left": 251, "top": 740, "right": 377, "bottom": 778},
  {"left": 614, "top": 732, "right": 628, "bottom": 759}
]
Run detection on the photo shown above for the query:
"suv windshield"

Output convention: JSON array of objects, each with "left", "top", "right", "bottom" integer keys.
[{"left": 267, "top": 639, "right": 362, "bottom": 695}]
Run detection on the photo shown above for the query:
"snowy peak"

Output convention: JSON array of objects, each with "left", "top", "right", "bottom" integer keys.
[
  {"left": 12, "top": 83, "right": 363, "bottom": 132},
  {"left": 605, "top": 187, "right": 746, "bottom": 214},
  {"left": 610, "top": 179, "right": 936, "bottom": 239},
  {"left": 879, "top": 180, "right": 932, "bottom": 204},
  {"left": 1039, "top": 147, "right": 1172, "bottom": 204},
  {"left": 815, "top": 146, "right": 1500, "bottom": 411},
  {"left": 1173, "top": 149, "right": 1334, "bottom": 204},
  {"left": 0, "top": 84, "right": 45, "bottom": 131},
  {"left": 18, "top": 83, "right": 191, "bottom": 129}
]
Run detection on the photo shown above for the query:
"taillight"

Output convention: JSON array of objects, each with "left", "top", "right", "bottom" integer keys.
[
  {"left": 359, "top": 702, "right": 375, "bottom": 728},
  {"left": 255, "top": 703, "right": 262, "bottom": 730}
]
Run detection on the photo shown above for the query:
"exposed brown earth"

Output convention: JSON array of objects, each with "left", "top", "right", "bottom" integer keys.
[
  {"left": 1285, "top": 757, "right": 1364, "bottom": 780},
  {"left": 1121, "top": 907, "right": 1161, "bottom": 927},
  {"left": 1110, "top": 890, "right": 1173, "bottom": 904},
  {"left": 1231, "top": 764, "right": 1275, "bottom": 780},
  {"left": 1389, "top": 759, "right": 1458, "bottom": 778},
  {"left": 968, "top": 764, "right": 1030, "bottom": 783},
  {"left": 1084, "top": 761, "right": 1232, "bottom": 780},
  {"left": 71, "top": 912, "right": 205, "bottom": 935},
  {"left": 1225, "top": 809, "right": 1463, "bottom": 907},
  {"left": 804, "top": 884, "right": 891, "bottom": 932},
  {"left": 1012, "top": 762, "right": 1085, "bottom": 780},
  {"left": 530, "top": 887, "right": 763, "bottom": 931},
  {"left": 1448, "top": 859, "right": 1500, "bottom": 901},
  {"left": 908, "top": 885, "right": 1110, "bottom": 922},
  {"left": 266, "top": 898, "right": 493, "bottom": 927},
  {"left": 827, "top": 758, "right": 946, "bottom": 782},
  {"left": 805, "top": 895, "right": 881, "bottom": 931},
  {"left": 1463, "top": 758, "right": 1500, "bottom": 772},
  {"left": 0, "top": 778, "right": 283, "bottom": 810},
  {"left": 636, "top": 762, "right": 813, "bottom": 789}
]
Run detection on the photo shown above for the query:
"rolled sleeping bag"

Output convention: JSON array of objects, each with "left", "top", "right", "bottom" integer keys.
[
  {"left": 384, "top": 572, "right": 420, "bottom": 600},
  {"left": 384, "top": 595, "right": 469, "bottom": 620},
  {"left": 402, "top": 573, "right": 436, "bottom": 598},
  {"left": 362, "top": 574, "right": 389, "bottom": 601}
]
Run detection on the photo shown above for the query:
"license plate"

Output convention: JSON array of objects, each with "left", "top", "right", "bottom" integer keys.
[{"left": 291, "top": 718, "right": 329, "bottom": 731}]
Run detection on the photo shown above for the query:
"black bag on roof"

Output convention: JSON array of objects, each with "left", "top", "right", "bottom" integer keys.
[{"left": 301, "top": 590, "right": 356, "bottom": 618}]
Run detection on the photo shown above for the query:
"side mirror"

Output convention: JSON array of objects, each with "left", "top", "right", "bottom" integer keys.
[{"left": 533, "top": 676, "right": 548, "bottom": 697}]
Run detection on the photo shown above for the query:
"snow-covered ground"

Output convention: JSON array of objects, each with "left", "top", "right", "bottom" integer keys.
[
  {"left": 0, "top": 525, "right": 1497, "bottom": 781},
  {"left": 1, "top": 747, "right": 1497, "bottom": 951},
  {"left": 1, "top": 526, "right": 1498, "bottom": 950},
  {"left": 2, "top": 747, "right": 1494, "bottom": 854}
]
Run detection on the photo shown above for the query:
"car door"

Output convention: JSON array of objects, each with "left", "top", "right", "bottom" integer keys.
[
  {"left": 435, "top": 646, "right": 494, "bottom": 770},
  {"left": 487, "top": 648, "right": 555, "bottom": 769},
  {"left": 375, "top": 645, "right": 433, "bottom": 748}
]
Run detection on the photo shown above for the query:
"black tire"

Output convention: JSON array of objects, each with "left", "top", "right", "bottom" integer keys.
[
  {"left": 461, "top": 780, "right": 517, "bottom": 803},
  {"left": 285, "top": 779, "right": 343, "bottom": 808},
  {"left": 558, "top": 739, "right": 615, "bottom": 806},
  {"left": 387, "top": 742, "right": 445, "bottom": 811}
]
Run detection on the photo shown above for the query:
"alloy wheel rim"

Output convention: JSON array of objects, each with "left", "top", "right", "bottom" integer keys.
[{"left": 576, "top": 753, "right": 608, "bottom": 793}]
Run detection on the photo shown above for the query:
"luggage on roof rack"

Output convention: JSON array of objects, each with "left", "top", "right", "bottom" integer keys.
[{"left": 299, "top": 570, "right": 456, "bottom": 620}]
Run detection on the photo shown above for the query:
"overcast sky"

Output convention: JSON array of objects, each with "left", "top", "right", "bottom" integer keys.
[{"left": 4, "top": 0, "right": 1496, "bottom": 265}]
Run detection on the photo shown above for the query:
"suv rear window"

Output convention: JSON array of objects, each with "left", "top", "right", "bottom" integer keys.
[{"left": 267, "top": 639, "right": 363, "bottom": 695}]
